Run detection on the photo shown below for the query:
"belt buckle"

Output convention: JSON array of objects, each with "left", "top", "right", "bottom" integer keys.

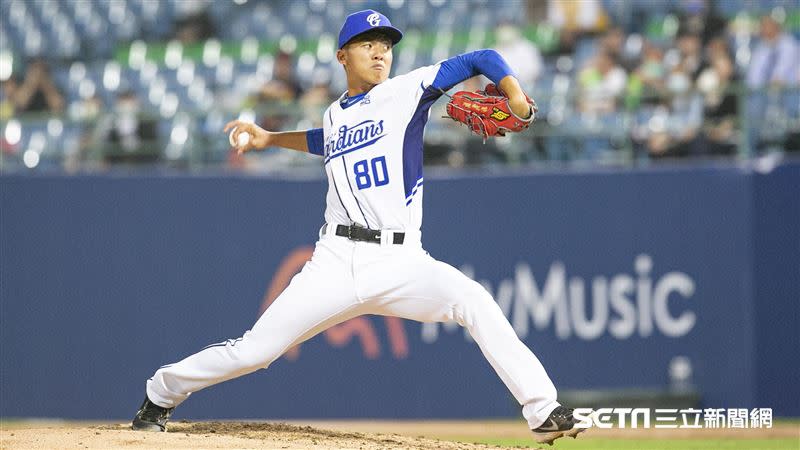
[{"left": 347, "top": 226, "right": 354, "bottom": 240}]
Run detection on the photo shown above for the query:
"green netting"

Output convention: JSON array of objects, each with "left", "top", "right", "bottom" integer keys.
[{"left": 113, "top": 25, "right": 562, "bottom": 67}]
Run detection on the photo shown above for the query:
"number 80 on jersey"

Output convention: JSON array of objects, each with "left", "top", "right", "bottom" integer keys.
[{"left": 354, "top": 156, "right": 389, "bottom": 190}]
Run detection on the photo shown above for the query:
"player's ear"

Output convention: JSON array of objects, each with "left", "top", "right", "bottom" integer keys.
[{"left": 336, "top": 49, "right": 347, "bottom": 67}]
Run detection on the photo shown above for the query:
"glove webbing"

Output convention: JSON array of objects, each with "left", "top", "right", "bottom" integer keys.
[
  {"left": 446, "top": 102, "right": 491, "bottom": 141},
  {"left": 438, "top": 87, "right": 492, "bottom": 143}
]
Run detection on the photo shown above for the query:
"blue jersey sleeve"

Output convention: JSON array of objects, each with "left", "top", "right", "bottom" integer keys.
[
  {"left": 430, "top": 49, "right": 516, "bottom": 92},
  {"left": 306, "top": 128, "right": 324, "bottom": 156}
]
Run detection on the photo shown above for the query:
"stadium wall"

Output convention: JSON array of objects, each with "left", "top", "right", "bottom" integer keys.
[{"left": 1, "top": 162, "right": 798, "bottom": 420}]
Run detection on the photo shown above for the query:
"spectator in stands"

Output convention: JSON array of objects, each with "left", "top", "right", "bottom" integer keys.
[
  {"left": 0, "top": 79, "right": 18, "bottom": 154},
  {"left": 577, "top": 50, "right": 627, "bottom": 114},
  {"left": 0, "top": 77, "right": 18, "bottom": 120},
  {"left": 574, "top": 49, "right": 628, "bottom": 160},
  {"left": 299, "top": 68, "right": 334, "bottom": 127},
  {"left": 788, "top": 67, "right": 800, "bottom": 152},
  {"left": 66, "top": 93, "right": 106, "bottom": 171},
  {"left": 626, "top": 41, "right": 667, "bottom": 108},
  {"left": 746, "top": 16, "right": 799, "bottom": 153},
  {"left": 94, "top": 90, "right": 159, "bottom": 164},
  {"left": 547, "top": 0, "right": 610, "bottom": 57},
  {"left": 525, "top": 1, "right": 548, "bottom": 24},
  {"left": 7, "top": 59, "right": 64, "bottom": 114},
  {"left": 173, "top": 0, "right": 216, "bottom": 44},
  {"left": 646, "top": 62, "right": 703, "bottom": 158},
  {"left": 746, "top": 16, "right": 800, "bottom": 89},
  {"left": 697, "top": 38, "right": 738, "bottom": 156},
  {"left": 600, "top": 26, "right": 638, "bottom": 72},
  {"left": 675, "top": 33, "right": 704, "bottom": 81},
  {"left": 674, "top": 0, "right": 728, "bottom": 46},
  {"left": 257, "top": 51, "right": 303, "bottom": 102},
  {"left": 247, "top": 51, "right": 304, "bottom": 142},
  {"left": 547, "top": 0, "right": 609, "bottom": 35},
  {"left": 552, "top": 30, "right": 579, "bottom": 58},
  {"left": 494, "top": 23, "right": 543, "bottom": 90}
]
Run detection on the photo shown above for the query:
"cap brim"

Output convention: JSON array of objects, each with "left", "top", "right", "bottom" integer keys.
[{"left": 341, "top": 26, "right": 403, "bottom": 48}]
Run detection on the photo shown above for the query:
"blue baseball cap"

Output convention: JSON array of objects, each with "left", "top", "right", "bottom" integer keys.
[{"left": 338, "top": 10, "right": 403, "bottom": 49}]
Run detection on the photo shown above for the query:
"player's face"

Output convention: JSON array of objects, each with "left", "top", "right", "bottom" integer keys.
[{"left": 339, "top": 35, "right": 393, "bottom": 89}]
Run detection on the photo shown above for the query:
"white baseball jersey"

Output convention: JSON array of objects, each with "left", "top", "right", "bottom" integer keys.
[
  {"left": 321, "top": 64, "right": 442, "bottom": 232},
  {"left": 144, "top": 49, "right": 561, "bottom": 434}
]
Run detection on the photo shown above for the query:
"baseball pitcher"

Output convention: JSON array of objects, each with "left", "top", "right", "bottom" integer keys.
[{"left": 132, "top": 10, "right": 584, "bottom": 445}]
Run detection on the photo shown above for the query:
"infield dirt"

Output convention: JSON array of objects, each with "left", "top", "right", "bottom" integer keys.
[
  {"left": 1, "top": 420, "right": 796, "bottom": 449},
  {"left": 0, "top": 420, "right": 531, "bottom": 450}
]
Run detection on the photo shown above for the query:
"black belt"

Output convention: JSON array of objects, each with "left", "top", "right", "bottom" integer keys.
[{"left": 335, "top": 224, "right": 405, "bottom": 245}]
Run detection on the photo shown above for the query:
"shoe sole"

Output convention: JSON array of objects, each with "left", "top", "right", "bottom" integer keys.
[
  {"left": 533, "top": 425, "right": 587, "bottom": 445},
  {"left": 565, "top": 426, "right": 587, "bottom": 438},
  {"left": 131, "top": 421, "right": 166, "bottom": 432}
]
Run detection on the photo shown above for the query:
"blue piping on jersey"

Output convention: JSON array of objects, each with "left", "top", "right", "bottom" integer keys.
[
  {"left": 400, "top": 50, "right": 513, "bottom": 202},
  {"left": 405, "top": 179, "right": 424, "bottom": 206},
  {"left": 405, "top": 177, "right": 424, "bottom": 199},
  {"left": 341, "top": 155, "right": 371, "bottom": 228},
  {"left": 402, "top": 85, "right": 441, "bottom": 200},
  {"left": 324, "top": 135, "right": 387, "bottom": 164}
]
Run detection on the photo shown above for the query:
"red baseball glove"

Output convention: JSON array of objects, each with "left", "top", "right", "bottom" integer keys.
[{"left": 444, "top": 83, "right": 538, "bottom": 139}]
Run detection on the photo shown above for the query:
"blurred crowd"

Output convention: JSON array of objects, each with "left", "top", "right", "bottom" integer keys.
[{"left": 1, "top": 0, "right": 799, "bottom": 172}]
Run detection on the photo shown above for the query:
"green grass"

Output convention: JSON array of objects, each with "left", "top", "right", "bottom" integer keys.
[
  {"left": 463, "top": 438, "right": 798, "bottom": 450},
  {"left": 440, "top": 418, "right": 799, "bottom": 449},
  {"left": 774, "top": 419, "right": 800, "bottom": 425}
]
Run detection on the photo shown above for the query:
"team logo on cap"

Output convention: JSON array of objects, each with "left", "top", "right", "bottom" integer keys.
[{"left": 367, "top": 13, "right": 381, "bottom": 26}]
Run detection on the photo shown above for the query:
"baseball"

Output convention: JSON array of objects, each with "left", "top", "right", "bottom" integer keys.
[
  {"left": 237, "top": 131, "right": 251, "bottom": 147},
  {"left": 228, "top": 128, "right": 250, "bottom": 148}
]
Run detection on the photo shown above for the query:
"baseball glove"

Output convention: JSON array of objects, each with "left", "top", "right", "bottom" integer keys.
[{"left": 444, "top": 83, "right": 538, "bottom": 139}]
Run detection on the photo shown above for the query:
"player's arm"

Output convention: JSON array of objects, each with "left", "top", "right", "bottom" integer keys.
[
  {"left": 432, "top": 49, "right": 532, "bottom": 119},
  {"left": 223, "top": 120, "right": 325, "bottom": 156},
  {"left": 497, "top": 76, "right": 532, "bottom": 119}
]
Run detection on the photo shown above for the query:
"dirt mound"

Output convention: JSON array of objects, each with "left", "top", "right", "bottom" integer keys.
[{"left": 3, "top": 421, "right": 530, "bottom": 449}]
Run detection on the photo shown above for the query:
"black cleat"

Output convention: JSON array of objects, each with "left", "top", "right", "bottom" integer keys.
[
  {"left": 531, "top": 406, "right": 587, "bottom": 445},
  {"left": 131, "top": 396, "right": 174, "bottom": 432}
]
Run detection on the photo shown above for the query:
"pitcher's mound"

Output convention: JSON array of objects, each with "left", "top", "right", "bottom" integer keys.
[{"left": 1, "top": 421, "right": 531, "bottom": 449}]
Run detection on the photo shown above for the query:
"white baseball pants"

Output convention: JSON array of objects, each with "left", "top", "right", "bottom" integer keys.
[{"left": 146, "top": 227, "right": 559, "bottom": 428}]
